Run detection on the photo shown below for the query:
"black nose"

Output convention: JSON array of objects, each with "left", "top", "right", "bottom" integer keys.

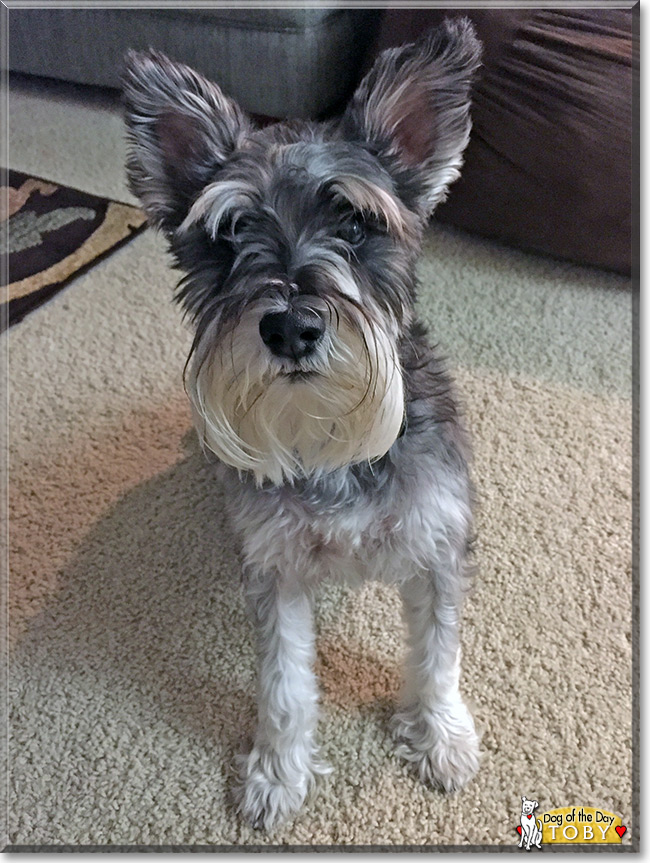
[{"left": 259, "top": 308, "right": 326, "bottom": 360}]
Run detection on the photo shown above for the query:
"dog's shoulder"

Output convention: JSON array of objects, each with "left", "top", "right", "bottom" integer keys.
[
  {"left": 400, "top": 321, "right": 456, "bottom": 415},
  {"left": 399, "top": 320, "right": 470, "bottom": 461}
]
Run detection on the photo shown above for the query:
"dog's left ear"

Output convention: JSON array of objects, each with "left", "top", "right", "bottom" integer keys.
[
  {"left": 122, "top": 50, "right": 251, "bottom": 233},
  {"left": 342, "top": 17, "right": 481, "bottom": 215}
]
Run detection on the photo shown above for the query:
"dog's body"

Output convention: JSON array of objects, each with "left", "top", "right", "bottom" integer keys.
[{"left": 123, "top": 18, "right": 482, "bottom": 830}]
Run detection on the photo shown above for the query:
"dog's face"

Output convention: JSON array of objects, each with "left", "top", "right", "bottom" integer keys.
[
  {"left": 123, "top": 19, "right": 480, "bottom": 485},
  {"left": 521, "top": 797, "right": 539, "bottom": 816}
]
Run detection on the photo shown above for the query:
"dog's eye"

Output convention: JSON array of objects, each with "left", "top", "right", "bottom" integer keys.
[
  {"left": 219, "top": 215, "right": 249, "bottom": 244},
  {"left": 336, "top": 215, "right": 365, "bottom": 247},
  {"left": 231, "top": 216, "right": 250, "bottom": 236}
]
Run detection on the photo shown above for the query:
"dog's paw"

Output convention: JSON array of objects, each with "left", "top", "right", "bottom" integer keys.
[
  {"left": 237, "top": 744, "right": 330, "bottom": 831},
  {"left": 392, "top": 700, "right": 480, "bottom": 793}
]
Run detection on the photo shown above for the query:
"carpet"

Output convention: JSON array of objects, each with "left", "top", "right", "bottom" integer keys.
[
  {"left": 6, "top": 75, "right": 636, "bottom": 849},
  {"left": 1, "top": 169, "right": 146, "bottom": 328}
]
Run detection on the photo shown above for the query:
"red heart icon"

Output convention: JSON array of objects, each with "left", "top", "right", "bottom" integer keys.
[
  {"left": 516, "top": 826, "right": 522, "bottom": 835},
  {"left": 615, "top": 825, "right": 626, "bottom": 838},
  {"left": 527, "top": 814, "right": 533, "bottom": 819}
]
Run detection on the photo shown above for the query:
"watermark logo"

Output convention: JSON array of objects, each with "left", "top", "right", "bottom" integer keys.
[
  {"left": 516, "top": 796, "right": 543, "bottom": 850},
  {"left": 515, "top": 798, "right": 627, "bottom": 847}
]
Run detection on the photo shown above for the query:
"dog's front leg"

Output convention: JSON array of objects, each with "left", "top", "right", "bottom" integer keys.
[
  {"left": 392, "top": 573, "right": 480, "bottom": 793},
  {"left": 239, "top": 570, "right": 328, "bottom": 830}
]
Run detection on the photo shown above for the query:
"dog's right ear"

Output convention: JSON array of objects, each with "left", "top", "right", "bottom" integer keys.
[{"left": 122, "top": 50, "right": 251, "bottom": 233}]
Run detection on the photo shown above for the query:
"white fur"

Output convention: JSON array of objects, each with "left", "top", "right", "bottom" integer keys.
[
  {"left": 237, "top": 577, "right": 331, "bottom": 831},
  {"left": 227, "top": 452, "right": 479, "bottom": 829},
  {"left": 391, "top": 576, "right": 480, "bottom": 793},
  {"left": 186, "top": 300, "right": 405, "bottom": 486},
  {"left": 180, "top": 178, "right": 259, "bottom": 239}
]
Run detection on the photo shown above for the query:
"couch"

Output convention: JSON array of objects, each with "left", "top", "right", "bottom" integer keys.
[
  {"left": 10, "top": 6, "right": 634, "bottom": 274},
  {"left": 8, "top": 6, "right": 381, "bottom": 119}
]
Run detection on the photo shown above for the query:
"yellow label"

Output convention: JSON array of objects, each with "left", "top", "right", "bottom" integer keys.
[{"left": 540, "top": 807, "right": 625, "bottom": 844}]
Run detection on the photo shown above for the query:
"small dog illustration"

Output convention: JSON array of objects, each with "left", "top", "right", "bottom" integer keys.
[
  {"left": 123, "top": 18, "right": 482, "bottom": 830},
  {"left": 519, "top": 796, "right": 543, "bottom": 850}
]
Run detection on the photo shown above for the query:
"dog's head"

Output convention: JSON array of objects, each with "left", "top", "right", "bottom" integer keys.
[
  {"left": 123, "top": 19, "right": 481, "bottom": 485},
  {"left": 521, "top": 796, "right": 539, "bottom": 816}
]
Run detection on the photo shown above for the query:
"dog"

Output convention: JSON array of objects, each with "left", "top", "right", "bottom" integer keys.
[
  {"left": 519, "top": 797, "right": 543, "bottom": 850},
  {"left": 123, "top": 17, "right": 482, "bottom": 831}
]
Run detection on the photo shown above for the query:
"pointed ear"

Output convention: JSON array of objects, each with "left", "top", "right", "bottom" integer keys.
[
  {"left": 122, "top": 50, "right": 251, "bottom": 232},
  {"left": 342, "top": 17, "right": 481, "bottom": 215}
]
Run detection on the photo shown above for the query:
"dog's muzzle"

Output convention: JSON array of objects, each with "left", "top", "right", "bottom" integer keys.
[{"left": 259, "top": 307, "right": 326, "bottom": 361}]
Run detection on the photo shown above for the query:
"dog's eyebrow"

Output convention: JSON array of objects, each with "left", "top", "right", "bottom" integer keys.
[
  {"left": 180, "top": 179, "right": 258, "bottom": 237},
  {"left": 325, "top": 175, "right": 410, "bottom": 240}
]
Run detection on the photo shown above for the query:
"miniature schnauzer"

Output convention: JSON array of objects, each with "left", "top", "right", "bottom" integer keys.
[{"left": 123, "top": 17, "right": 482, "bottom": 831}]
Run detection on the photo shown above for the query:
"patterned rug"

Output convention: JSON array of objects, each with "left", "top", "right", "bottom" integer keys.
[{"left": 1, "top": 169, "right": 147, "bottom": 329}]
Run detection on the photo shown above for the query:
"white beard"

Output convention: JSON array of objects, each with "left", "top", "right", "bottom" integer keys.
[{"left": 186, "top": 302, "right": 405, "bottom": 485}]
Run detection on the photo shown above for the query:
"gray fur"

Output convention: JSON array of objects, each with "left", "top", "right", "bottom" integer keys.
[{"left": 123, "top": 17, "right": 482, "bottom": 831}]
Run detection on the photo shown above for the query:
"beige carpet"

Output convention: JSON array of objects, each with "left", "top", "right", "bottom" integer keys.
[{"left": 7, "top": 76, "right": 634, "bottom": 848}]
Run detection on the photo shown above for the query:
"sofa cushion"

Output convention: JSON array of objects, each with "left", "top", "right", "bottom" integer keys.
[
  {"left": 150, "top": 8, "right": 343, "bottom": 29},
  {"left": 9, "top": 8, "right": 380, "bottom": 119},
  {"left": 369, "top": 9, "right": 634, "bottom": 274}
]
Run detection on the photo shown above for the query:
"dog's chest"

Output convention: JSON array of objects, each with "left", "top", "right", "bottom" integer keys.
[
  {"left": 295, "top": 504, "right": 399, "bottom": 563},
  {"left": 225, "top": 455, "right": 470, "bottom": 586},
  {"left": 247, "top": 495, "right": 403, "bottom": 584}
]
